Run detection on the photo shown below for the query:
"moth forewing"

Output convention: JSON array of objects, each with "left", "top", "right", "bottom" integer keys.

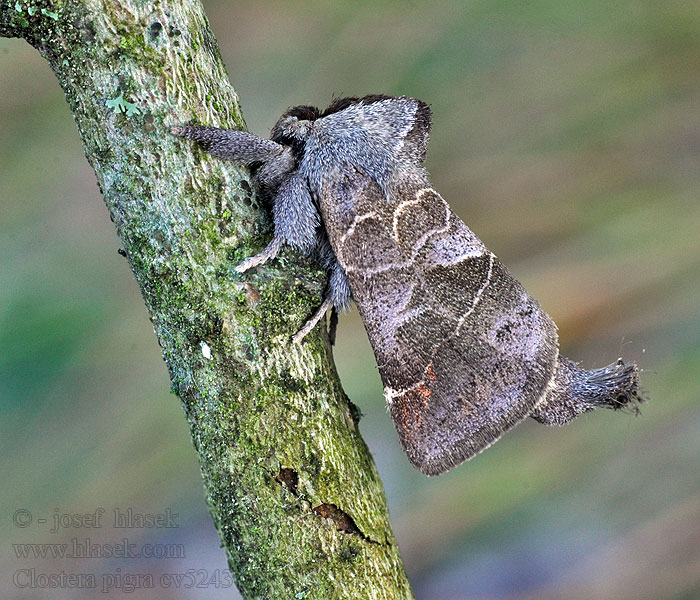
[{"left": 317, "top": 168, "right": 559, "bottom": 474}]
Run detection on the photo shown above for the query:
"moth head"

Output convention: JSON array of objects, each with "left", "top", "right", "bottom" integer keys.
[{"left": 270, "top": 105, "right": 321, "bottom": 155}]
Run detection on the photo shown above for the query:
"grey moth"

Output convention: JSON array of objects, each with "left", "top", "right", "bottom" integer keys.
[{"left": 173, "top": 95, "right": 641, "bottom": 475}]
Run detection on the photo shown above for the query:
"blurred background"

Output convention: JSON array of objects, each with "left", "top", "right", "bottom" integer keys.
[{"left": 1, "top": 1, "right": 698, "bottom": 598}]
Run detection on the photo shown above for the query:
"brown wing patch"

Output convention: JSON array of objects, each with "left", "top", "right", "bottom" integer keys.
[
  {"left": 391, "top": 189, "right": 449, "bottom": 252},
  {"left": 338, "top": 213, "right": 403, "bottom": 270}
]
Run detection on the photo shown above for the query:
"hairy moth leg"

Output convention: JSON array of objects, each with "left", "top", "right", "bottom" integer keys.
[
  {"left": 171, "top": 125, "right": 286, "bottom": 165},
  {"left": 283, "top": 234, "right": 352, "bottom": 344},
  {"left": 235, "top": 233, "right": 334, "bottom": 344},
  {"left": 235, "top": 236, "right": 284, "bottom": 273},
  {"left": 293, "top": 261, "right": 350, "bottom": 344},
  {"left": 292, "top": 296, "right": 334, "bottom": 344},
  {"left": 237, "top": 169, "right": 319, "bottom": 270},
  {"left": 271, "top": 172, "right": 319, "bottom": 252},
  {"left": 234, "top": 169, "right": 342, "bottom": 342}
]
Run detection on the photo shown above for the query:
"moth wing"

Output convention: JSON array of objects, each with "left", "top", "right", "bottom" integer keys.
[{"left": 318, "top": 168, "right": 559, "bottom": 475}]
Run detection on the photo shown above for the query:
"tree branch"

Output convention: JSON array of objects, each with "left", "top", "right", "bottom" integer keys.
[{"left": 0, "top": 1, "right": 413, "bottom": 597}]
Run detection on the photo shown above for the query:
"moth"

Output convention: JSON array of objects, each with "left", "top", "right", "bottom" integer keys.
[{"left": 173, "top": 95, "right": 641, "bottom": 475}]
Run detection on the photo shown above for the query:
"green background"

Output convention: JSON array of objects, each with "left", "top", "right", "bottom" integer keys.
[{"left": 1, "top": 1, "right": 698, "bottom": 598}]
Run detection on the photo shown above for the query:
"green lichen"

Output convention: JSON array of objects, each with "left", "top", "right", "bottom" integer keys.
[
  {"left": 41, "top": 7, "right": 58, "bottom": 19},
  {"left": 106, "top": 92, "right": 141, "bottom": 116}
]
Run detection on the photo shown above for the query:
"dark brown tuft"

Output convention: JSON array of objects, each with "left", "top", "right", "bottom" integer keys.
[
  {"left": 279, "top": 94, "right": 403, "bottom": 125},
  {"left": 281, "top": 105, "right": 321, "bottom": 122},
  {"left": 321, "top": 94, "right": 397, "bottom": 118}
]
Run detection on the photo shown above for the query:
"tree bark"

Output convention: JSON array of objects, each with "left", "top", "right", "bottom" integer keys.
[{"left": 0, "top": 1, "right": 414, "bottom": 598}]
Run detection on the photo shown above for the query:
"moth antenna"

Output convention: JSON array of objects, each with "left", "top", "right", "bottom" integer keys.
[{"left": 531, "top": 357, "right": 642, "bottom": 425}]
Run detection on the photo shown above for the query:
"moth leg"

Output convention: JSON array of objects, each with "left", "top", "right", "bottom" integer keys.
[
  {"left": 328, "top": 261, "right": 351, "bottom": 312},
  {"left": 236, "top": 172, "right": 318, "bottom": 273},
  {"left": 293, "top": 261, "right": 350, "bottom": 344},
  {"left": 172, "top": 126, "right": 286, "bottom": 165},
  {"left": 256, "top": 149, "right": 295, "bottom": 190},
  {"left": 294, "top": 236, "right": 346, "bottom": 344},
  {"left": 235, "top": 236, "right": 284, "bottom": 273},
  {"left": 531, "top": 357, "right": 641, "bottom": 425},
  {"left": 292, "top": 296, "right": 333, "bottom": 344},
  {"left": 272, "top": 172, "right": 319, "bottom": 253}
]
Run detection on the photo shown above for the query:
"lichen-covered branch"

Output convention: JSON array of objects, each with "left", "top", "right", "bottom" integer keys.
[{"left": 0, "top": 1, "right": 413, "bottom": 597}]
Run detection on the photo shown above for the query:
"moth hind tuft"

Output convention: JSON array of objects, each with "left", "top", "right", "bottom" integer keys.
[{"left": 531, "top": 357, "right": 642, "bottom": 425}]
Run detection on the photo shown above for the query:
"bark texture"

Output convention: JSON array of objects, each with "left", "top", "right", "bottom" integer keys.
[{"left": 0, "top": 1, "right": 414, "bottom": 598}]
